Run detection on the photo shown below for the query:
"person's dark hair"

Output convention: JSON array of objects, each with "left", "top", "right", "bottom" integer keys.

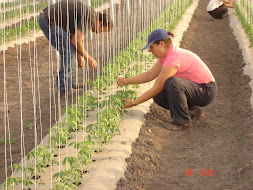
[
  {"left": 153, "top": 31, "right": 174, "bottom": 47},
  {"left": 98, "top": 12, "right": 113, "bottom": 28}
]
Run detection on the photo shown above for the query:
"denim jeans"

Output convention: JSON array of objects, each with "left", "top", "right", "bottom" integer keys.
[
  {"left": 153, "top": 77, "right": 218, "bottom": 125},
  {"left": 38, "top": 13, "right": 76, "bottom": 94}
]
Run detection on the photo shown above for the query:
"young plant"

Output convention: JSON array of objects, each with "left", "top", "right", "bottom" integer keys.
[
  {"left": 70, "top": 140, "right": 95, "bottom": 166},
  {"left": 49, "top": 123, "right": 71, "bottom": 148},
  {"left": 53, "top": 156, "right": 86, "bottom": 188},
  {"left": 1, "top": 164, "right": 33, "bottom": 190},
  {"left": 1, "top": 176, "right": 33, "bottom": 190},
  {"left": 62, "top": 105, "right": 83, "bottom": 120},
  {"left": 115, "top": 89, "right": 138, "bottom": 100},
  {"left": 87, "top": 107, "right": 121, "bottom": 144},
  {"left": 0, "top": 133, "right": 18, "bottom": 145},
  {"left": 52, "top": 175, "right": 77, "bottom": 190},
  {"left": 77, "top": 94, "right": 98, "bottom": 112},
  {"left": 62, "top": 116, "right": 83, "bottom": 133},
  {"left": 26, "top": 146, "right": 59, "bottom": 168}
]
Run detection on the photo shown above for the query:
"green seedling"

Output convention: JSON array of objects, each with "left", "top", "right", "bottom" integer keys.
[
  {"left": 53, "top": 156, "right": 87, "bottom": 188},
  {"left": 77, "top": 94, "right": 98, "bottom": 111},
  {"left": 26, "top": 146, "right": 59, "bottom": 168},
  {"left": 49, "top": 123, "right": 71, "bottom": 148},
  {"left": 0, "top": 133, "right": 18, "bottom": 145},
  {"left": 3, "top": 1, "right": 48, "bottom": 20},
  {"left": 52, "top": 177, "right": 77, "bottom": 190},
  {"left": 235, "top": 2, "right": 253, "bottom": 47},
  {"left": 70, "top": 140, "right": 94, "bottom": 166},
  {"left": 62, "top": 105, "right": 83, "bottom": 118},
  {"left": 1, "top": 163, "right": 33, "bottom": 189},
  {"left": 24, "top": 119, "right": 34, "bottom": 130},
  {"left": 115, "top": 89, "right": 138, "bottom": 100}
]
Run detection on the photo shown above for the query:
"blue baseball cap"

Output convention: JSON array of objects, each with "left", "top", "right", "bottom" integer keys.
[{"left": 142, "top": 29, "right": 170, "bottom": 50}]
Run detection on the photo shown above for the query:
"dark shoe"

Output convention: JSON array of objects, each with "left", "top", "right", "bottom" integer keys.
[
  {"left": 189, "top": 106, "right": 204, "bottom": 122},
  {"left": 207, "top": 14, "right": 216, "bottom": 21},
  {"left": 60, "top": 91, "right": 71, "bottom": 98},
  {"left": 192, "top": 112, "right": 204, "bottom": 122},
  {"left": 166, "top": 122, "right": 193, "bottom": 131},
  {"left": 72, "top": 84, "right": 84, "bottom": 89}
]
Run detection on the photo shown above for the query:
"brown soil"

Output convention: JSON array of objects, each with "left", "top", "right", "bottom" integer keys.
[
  {"left": 116, "top": 0, "right": 253, "bottom": 190},
  {"left": 0, "top": 0, "right": 170, "bottom": 184}
]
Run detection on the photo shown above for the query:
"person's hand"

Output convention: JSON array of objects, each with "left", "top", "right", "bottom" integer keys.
[
  {"left": 122, "top": 98, "right": 135, "bottom": 108},
  {"left": 77, "top": 55, "right": 84, "bottom": 69},
  {"left": 117, "top": 77, "right": 128, "bottom": 86},
  {"left": 87, "top": 57, "right": 97, "bottom": 69}
]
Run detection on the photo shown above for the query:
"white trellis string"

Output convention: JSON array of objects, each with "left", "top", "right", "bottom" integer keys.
[
  {"left": 116, "top": 0, "right": 120, "bottom": 85},
  {"left": 4, "top": 90, "right": 15, "bottom": 188},
  {"left": 110, "top": 0, "right": 114, "bottom": 25},
  {"left": 32, "top": 0, "right": 39, "bottom": 187},
  {"left": 126, "top": 0, "right": 130, "bottom": 16},
  {"left": 96, "top": 0, "right": 101, "bottom": 149},
  {"left": 2, "top": 2, "right": 9, "bottom": 185},
  {"left": 86, "top": 0, "right": 93, "bottom": 39},
  {"left": 47, "top": 0, "right": 56, "bottom": 187},
  {"left": 17, "top": 0, "right": 26, "bottom": 189},
  {"left": 81, "top": 0, "right": 88, "bottom": 145},
  {"left": 55, "top": 0, "right": 62, "bottom": 185}
]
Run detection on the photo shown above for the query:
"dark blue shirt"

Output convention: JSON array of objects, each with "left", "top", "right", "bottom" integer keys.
[{"left": 43, "top": 0, "right": 97, "bottom": 34}]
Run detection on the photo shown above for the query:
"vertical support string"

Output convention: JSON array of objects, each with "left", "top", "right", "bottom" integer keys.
[
  {"left": 86, "top": 0, "right": 92, "bottom": 39},
  {"left": 126, "top": 0, "right": 130, "bottom": 16},
  {"left": 17, "top": 0, "right": 25, "bottom": 189},
  {"left": 110, "top": 0, "right": 114, "bottom": 25}
]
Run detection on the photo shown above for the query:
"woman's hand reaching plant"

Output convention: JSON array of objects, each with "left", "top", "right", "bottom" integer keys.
[
  {"left": 122, "top": 98, "right": 136, "bottom": 108},
  {"left": 117, "top": 77, "right": 129, "bottom": 86}
]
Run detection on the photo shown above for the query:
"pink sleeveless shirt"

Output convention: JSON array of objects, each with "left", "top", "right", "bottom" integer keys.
[{"left": 159, "top": 45, "right": 213, "bottom": 84}]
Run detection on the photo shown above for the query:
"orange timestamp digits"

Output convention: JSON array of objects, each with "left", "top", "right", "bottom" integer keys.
[
  {"left": 200, "top": 169, "right": 214, "bottom": 176},
  {"left": 185, "top": 169, "right": 193, "bottom": 176},
  {"left": 185, "top": 169, "right": 214, "bottom": 176}
]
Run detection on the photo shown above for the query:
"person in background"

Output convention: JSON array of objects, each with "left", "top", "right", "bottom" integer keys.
[
  {"left": 117, "top": 29, "right": 218, "bottom": 131},
  {"left": 39, "top": 0, "right": 113, "bottom": 94},
  {"left": 207, "top": 0, "right": 237, "bottom": 20}
]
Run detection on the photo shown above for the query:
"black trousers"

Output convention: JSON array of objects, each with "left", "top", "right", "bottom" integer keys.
[
  {"left": 153, "top": 77, "right": 218, "bottom": 125},
  {"left": 208, "top": 4, "right": 228, "bottom": 19}
]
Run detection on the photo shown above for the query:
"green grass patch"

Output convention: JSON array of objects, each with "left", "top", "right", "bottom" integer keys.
[
  {"left": 0, "top": 18, "right": 40, "bottom": 42},
  {"left": 1, "top": 0, "right": 109, "bottom": 43},
  {"left": 91, "top": 0, "right": 110, "bottom": 8},
  {"left": 1, "top": 0, "right": 106, "bottom": 22},
  {"left": 235, "top": 2, "right": 253, "bottom": 47},
  {"left": 0, "top": 0, "right": 34, "bottom": 9},
  {"left": 1, "top": 1, "right": 49, "bottom": 21},
  {"left": 1, "top": 0, "right": 108, "bottom": 9}
]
